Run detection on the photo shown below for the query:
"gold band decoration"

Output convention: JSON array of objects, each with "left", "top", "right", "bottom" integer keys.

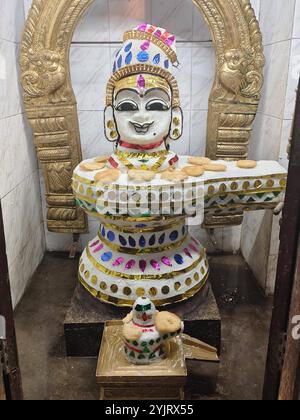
[
  {"left": 79, "top": 271, "right": 209, "bottom": 308},
  {"left": 106, "top": 64, "right": 180, "bottom": 107},
  {"left": 114, "top": 75, "right": 171, "bottom": 97},
  {"left": 123, "top": 30, "right": 178, "bottom": 65}
]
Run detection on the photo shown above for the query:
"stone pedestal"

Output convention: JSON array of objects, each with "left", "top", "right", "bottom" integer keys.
[{"left": 64, "top": 282, "right": 221, "bottom": 358}]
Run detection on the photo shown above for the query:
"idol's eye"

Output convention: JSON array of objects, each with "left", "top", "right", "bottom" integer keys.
[
  {"left": 146, "top": 100, "right": 169, "bottom": 111},
  {"left": 115, "top": 101, "right": 138, "bottom": 112}
]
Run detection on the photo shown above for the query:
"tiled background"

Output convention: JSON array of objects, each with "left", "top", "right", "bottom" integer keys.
[
  {"left": 3, "top": 0, "right": 299, "bottom": 304},
  {"left": 0, "top": 1, "right": 45, "bottom": 307}
]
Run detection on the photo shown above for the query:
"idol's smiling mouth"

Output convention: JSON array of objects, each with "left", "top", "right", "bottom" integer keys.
[{"left": 130, "top": 121, "right": 154, "bottom": 134}]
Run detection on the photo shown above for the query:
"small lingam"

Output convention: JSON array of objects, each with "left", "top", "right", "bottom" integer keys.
[{"left": 122, "top": 297, "right": 183, "bottom": 365}]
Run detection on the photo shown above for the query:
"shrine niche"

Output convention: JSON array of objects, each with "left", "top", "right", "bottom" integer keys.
[{"left": 20, "top": 0, "right": 264, "bottom": 234}]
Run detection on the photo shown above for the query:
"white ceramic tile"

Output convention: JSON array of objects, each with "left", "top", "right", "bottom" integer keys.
[
  {"left": 269, "top": 214, "right": 281, "bottom": 256},
  {"left": 249, "top": 113, "right": 282, "bottom": 160},
  {"left": 0, "top": 113, "right": 38, "bottom": 199},
  {"left": 284, "top": 39, "right": 300, "bottom": 120},
  {"left": 191, "top": 43, "right": 215, "bottom": 110},
  {"left": 44, "top": 226, "right": 74, "bottom": 253},
  {"left": 0, "top": 40, "right": 23, "bottom": 118},
  {"left": 260, "top": 0, "right": 295, "bottom": 45},
  {"left": 2, "top": 170, "right": 43, "bottom": 267},
  {"left": 222, "top": 226, "right": 242, "bottom": 254},
  {"left": 151, "top": 0, "right": 193, "bottom": 41},
  {"left": 250, "top": 0, "right": 261, "bottom": 20},
  {"left": 293, "top": 0, "right": 300, "bottom": 38},
  {"left": 241, "top": 210, "right": 273, "bottom": 291},
  {"left": 0, "top": 0, "right": 25, "bottom": 43},
  {"left": 23, "top": 0, "right": 32, "bottom": 18},
  {"left": 9, "top": 221, "right": 45, "bottom": 308},
  {"left": 72, "top": 0, "right": 110, "bottom": 43},
  {"left": 78, "top": 110, "right": 114, "bottom": 159},
  {"left": 265, "top": 254, "right": 278, "bottom": 295},
  {"left": 189, "top": 225, "right": 223, "bottom": 254},
  {"left": 278, "top": 119, "right": 293, "bottom": 170},
  {"left": 192, "top": 3, "right": 212, "bottom": 42},
  {"left": 259, "top": 41, "right": 291, "bottom": 119},
  {"left": 189, "top": 110, "right": 208, "bottom": 156},
  {"left": 109, "top": 0, "right": 151, "bottom": 42},
  {"left": 171, "top": 45, "right": 192, "bottom": 110},
  {"left": 70, "top": 45, "right": 111, "bottom": 111}
]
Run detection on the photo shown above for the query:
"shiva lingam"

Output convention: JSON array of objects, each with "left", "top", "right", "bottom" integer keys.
[
  {"left": 72, "top": 24, "right": 287, "bottom": 308},
  {"left": 122, "top": 297, "right": 183, "bottom": 365}
]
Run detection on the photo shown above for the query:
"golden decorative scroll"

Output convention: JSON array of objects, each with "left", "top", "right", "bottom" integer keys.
[{"left": 20, "top": 0, "right": 264, "bottom": 233}]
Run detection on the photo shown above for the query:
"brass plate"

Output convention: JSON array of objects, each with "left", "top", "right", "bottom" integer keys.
[{"left": 96, "top": 321, "right": 187, "bottom": 386}]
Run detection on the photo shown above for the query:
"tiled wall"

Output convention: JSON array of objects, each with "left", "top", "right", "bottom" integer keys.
[
  {"left": 242, "top": 0, "right": 299, "bottom": 294},
  {"left": 0, "top": 0, "right": 45, "bottom": 307}
]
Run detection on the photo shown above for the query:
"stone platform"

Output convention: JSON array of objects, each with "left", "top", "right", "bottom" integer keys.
[{"left": 64, "top": 282, "right": 221, "bottom": 358}]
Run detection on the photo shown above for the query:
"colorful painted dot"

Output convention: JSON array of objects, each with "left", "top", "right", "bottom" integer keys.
[
  {"left": 141, "top": 40, "right": 150, "bottom": 51},
  {"left": 101, "top": 252, "right": 113, "bottom": 262},
  {"left": 149, "top": 235, "right": 156, "bottom": 246},
  {"left": 170, "top": 231, "right": 179, "bottom": 242},
  {"left": 164, "top": 59, "right": 170, "bottom": 69},
  {"left": 153, "top": 54, "right": 161, "bottom": 65},
  {"left": 117, "top": 55, "right": 123, "bottom": 68},
  {"left": 124, "top": 42, "right": 133, "bottom": 52},
  {"left": 129, "top": 236, "right": 137, "bottom": 248},
  {"left": 174, "top": 254, "right": 184, "bottom": 265},
  {"left": 125, "top": 52, "right": 133, "bottom": 65},
  {"left": 162, "top": 257, "right": 172, "bottom": 267},
  {"left": 107, "top": 231, "right": 116, "bottom": 242},
  {"left": 159, "top": 234, "right": 165, "bottom": 245},
  {"left": 119, "top": 235, "right": 127, "bottom": 247},
  {"left": 137, "top": 51, "right": 149, "bottom": 63},
  {"left": 139, "top": 236, "right": 146, "bottom": 248}
]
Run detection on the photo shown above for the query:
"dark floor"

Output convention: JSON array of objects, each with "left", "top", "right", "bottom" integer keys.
[{"left": 14, "top": 253, "right": 273, "bottom": 400}]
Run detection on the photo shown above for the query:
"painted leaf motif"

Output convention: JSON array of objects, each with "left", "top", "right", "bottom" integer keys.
[
  {"left": 162, "top": 257, "right": 172, "bottom": 267},
  {"left": 125, "top": 52, "right": 133, "bottom": 65},
  {"left": 139, "top": 260, "right": 147, "bottom": 273},
  {"left": 129, "top": 237, "right": 137, "bottom": 248},
  {"left": 158, "top": 234, "right": 165, "bottom": 245},
  {"left": 149, "top": 235, "right": 156, "bottom": 246},
  {"left": 101, "top": 252, "right": 113, "bottom": 262},
  {"left": 141, "top": 40, "right": 150, "bottom": 51},
  {"left": 113, "top": 258, "right": 125, "bottom": 267},
  {"left": 174, "top": 254, "right": 184, "bottom": 265},
  {"left": 93, "top": 244, "right": 104, "bottom": 253},
  {"left": 139, "top": 236, "right": 146, "bottom": 248},
  {"left": 151, "top": 260, "right": 160, "bottom": 271},
  {"left": 125, "top": 42, "right": 133, "bottom": 52},
  {"left": 170, "top": 231, "right": 179, "bottom": 242},
  {"left": 153, "top": 54, "right": 161, "bottom": 65},
  {"left": 107, "top": 231, "right": 116, "bottom": 242},
  {"left": 117, "top": 54, "right": 123, "bottom": 68},
  {"left": 125, "top": 260, "right": 136, "bottom": 270},
  {"left": 119, "top": 235, "right": 127, "bottom": 247}
]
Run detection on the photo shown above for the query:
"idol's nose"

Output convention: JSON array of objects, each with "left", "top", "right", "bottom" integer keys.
[{"left": 142, "top": 313, "right": 148, "bottom": 322}]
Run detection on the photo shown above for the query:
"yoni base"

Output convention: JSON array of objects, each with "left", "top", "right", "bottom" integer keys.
[
  {"left": 64, "top": 282, "right": 221, "bottom": 358},
  {"left": 96, "top": 321, "right": 187, "bottom": 401}
]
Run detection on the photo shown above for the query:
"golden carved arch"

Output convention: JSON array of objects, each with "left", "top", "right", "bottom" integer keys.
[{"left": 20, "top": 0, "right": 264, "bottom": 233}]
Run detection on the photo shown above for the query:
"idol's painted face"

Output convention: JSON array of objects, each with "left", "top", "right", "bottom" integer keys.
[{"left": 114, "top": 87, "right": 172, "bottom": 145}]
